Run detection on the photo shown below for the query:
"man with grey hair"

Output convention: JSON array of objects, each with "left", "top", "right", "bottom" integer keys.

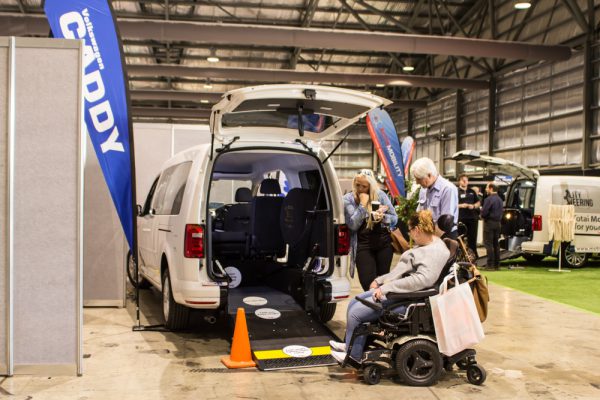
[{"left": 410, "top": 157, "right": 459, "bottom": 238}]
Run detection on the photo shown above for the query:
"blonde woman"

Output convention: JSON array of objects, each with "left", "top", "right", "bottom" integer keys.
[
  {"left": 330, "top": 210, "right": 450, "bottom": 363},
  {"left": 343, "top": 169, "right": 398, "bottom": 291}
]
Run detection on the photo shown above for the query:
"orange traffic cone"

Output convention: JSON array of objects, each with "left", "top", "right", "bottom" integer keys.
[{"left": 221, "top": 307, "right": 256, "bottom": 369}]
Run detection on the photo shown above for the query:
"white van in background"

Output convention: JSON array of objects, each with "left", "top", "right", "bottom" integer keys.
[
  {"left": 453, "top": 150, "right": 600, "bottom": 268},
  {"left": 132, "top": 84, "right": 391, "bottom": 329}
]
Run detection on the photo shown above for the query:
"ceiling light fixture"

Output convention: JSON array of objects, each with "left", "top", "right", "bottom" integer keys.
[
  {"left": 207, "top": 48, "right": 220, "bottom": 63},
  {"left": 203, "top": 79, "right": 213, "bottom": 89},
  {"left": 514, "top": 2, "right": 531, "bottom": 9},
  {"left": 200, "top": 99, "right": 209, "bottom": 104},
  {"left": 402, "top": 65, "right": 415, "bottom": 72},
  {"left": 375, "top": 83, "right": 385, "bottom": 87}
]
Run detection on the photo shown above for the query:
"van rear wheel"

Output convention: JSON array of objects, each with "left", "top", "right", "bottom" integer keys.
[
  {"left": 162, "top": 269, "right": 190, "bottom": 330},
  {"left": 561, "top": 243, "right": 588, "bottom": 269},
  {"left": 127, "top": 252, "right": 150, "bottom": 289}
]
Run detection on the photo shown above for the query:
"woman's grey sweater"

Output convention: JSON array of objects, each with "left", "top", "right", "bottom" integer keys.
[{"left": 374, "top": 237, "right": 450, "bottom": 294}]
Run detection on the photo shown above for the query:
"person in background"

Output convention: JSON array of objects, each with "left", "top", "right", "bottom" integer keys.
[
  {"left": 410, "top": 157, "right": 458, "bottom": 238},
  {"left": 472, "top": 186, "right": 484, "bottom": 205},
  {"left": 329, "top": 210, "right": 450, "bottom": 363},
  {"left": 481, "top": 182, "right": 503, "bottom": 270},
  {"left": 457, "top": 174, "right": 480, "bottom": 257},
  {"left": 344, "top": 169, "right": 398, "bottom": 291}
]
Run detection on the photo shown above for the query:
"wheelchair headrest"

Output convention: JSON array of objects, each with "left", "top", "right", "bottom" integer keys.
[
  {"left": 259, "top": 178, "right": 281, "bottom": 195},
  {"left": 437, "top": 214, "right": 455, "bottom": 235},
  {"left": 234, "top": 187, "right": 252, "bottom": 202},
  {"left": 442, "top": 238, "right": 459, "bottom": 260}
]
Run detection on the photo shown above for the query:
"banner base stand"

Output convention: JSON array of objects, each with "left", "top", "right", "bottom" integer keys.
[{"left": 132, "top": 324, "right": 170, "bottom": 332}]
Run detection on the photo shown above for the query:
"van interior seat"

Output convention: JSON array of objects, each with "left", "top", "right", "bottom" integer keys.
[
  {"left": 280, "top": 188, "right": 317, "bottom": 266},
  {"left": 213, "top": 187, "right": 253, "bottom": 257},
  {"left": 251, "top": 178, "right": 285, "bottom": 257}
]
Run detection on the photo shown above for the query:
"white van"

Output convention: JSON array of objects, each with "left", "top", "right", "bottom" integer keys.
[
  {"left": 132, "top": 84, "right": 391, "bottom": 329},
  {"left": 453, "top": 150, "right": 600, "bottom": 268}
]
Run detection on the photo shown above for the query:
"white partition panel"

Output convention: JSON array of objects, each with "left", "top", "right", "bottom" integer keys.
[
  {"left": 0, "top": 37, "right": 10, "bottom": 376},
  {"left": 83, "top": 137, "right": 126, "bottom": 307},
  {"left": 0, "top": 37, "right": 83, "bottom": 376},
  {"left": 134, "top": 123, "right": 210, "bottom": 204}
]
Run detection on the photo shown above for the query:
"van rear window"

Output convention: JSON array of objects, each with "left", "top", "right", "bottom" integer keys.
[{"left": 221, "top": 98, "right": 368, "bottom": 133}]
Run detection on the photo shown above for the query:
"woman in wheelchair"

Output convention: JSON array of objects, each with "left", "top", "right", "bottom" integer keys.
[{"left": 330, "top": 210, "right": 450, "bottom": 363}]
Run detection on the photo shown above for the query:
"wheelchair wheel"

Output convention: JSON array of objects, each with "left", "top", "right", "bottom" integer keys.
[
  {"left": 466, "top": 364, "right": 487, "bottom": 385},
  {"left": 395, "top": 340, "right": 443, "bottom": 387},
  {"left": 363, "top": 364, "right": 382, "bottom": 385},
  {"left": 456, "top": 358, "right": 470, "bottom": 370}
]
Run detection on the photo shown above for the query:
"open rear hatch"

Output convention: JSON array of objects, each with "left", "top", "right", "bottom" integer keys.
[
  {"left": 210, "top": 84, "right": 391, "bottom": 145},
  {"left": 452, "top": 150, "right": 540, "bottom": 180}
]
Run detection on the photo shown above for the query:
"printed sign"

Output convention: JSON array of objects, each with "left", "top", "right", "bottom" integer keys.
[
  {"left": 243, "top": 296, "right": 268, "bottom": 306},
  {"left": 552, "top": 185, "right": 600, "bottom": 235},
  {"left": 44, "top": 0, "right": 135, "bottom": 250},
  {"left": 282, "top": 345, "right": 313, "bottom": 358},
  {"left": 255, "top": 308, "right": 281, "bottom": 320},
  {"left": 224, "top": 267, "right": 242, "bottom": 289},
  {"left": 366, "top": 108, "right": 405, "bottom": 198}
]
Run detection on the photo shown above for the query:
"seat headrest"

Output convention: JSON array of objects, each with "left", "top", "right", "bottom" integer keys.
[
  {"left": 259, "top": 178, "right": 281, "bottom": 195},
  {"left": 442, "top": 238, "right": 459, "bottom": 259},
  {"left": 437, "top": 214, "right": 455, "bottom": 235},
  {"left": 235, "top": 187, "right": 252, "bottom": 202}
]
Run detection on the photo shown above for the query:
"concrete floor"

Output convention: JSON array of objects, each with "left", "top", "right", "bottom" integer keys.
[{"left": 1, "top": 275, "right": 600, "bottom": 400}]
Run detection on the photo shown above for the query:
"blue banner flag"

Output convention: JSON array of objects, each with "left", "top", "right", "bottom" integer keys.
[
  {"left": 400, "top": 135, "right": 415, "bottom": 177},
  {"left": 366, "top": 108, "right": 405, "bottom": 198},
  {"left": 44, "top": 0, "right": 135, "bottom": 250}
]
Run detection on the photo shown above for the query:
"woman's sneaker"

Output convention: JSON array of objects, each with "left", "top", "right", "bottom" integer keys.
[
  {"left": 330, "top": 350, "right": 347, "bottom": 364},
  {"left": 329, "top": 340, "right": 346, "bottom": 352}
]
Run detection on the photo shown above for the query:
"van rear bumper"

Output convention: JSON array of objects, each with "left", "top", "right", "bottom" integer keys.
[
  {"left": 328, "top": 276, "right": 351, "bottom": 302},
  {"left": 172, "top": 280, "right": 222, "bottom": 309},
  {"left": 521, "top": 241, "right": 545, "bottom": 254}
]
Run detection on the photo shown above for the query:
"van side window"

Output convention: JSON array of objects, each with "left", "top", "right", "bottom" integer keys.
[
  {"left": 152, "top": 162, "right": 193, "bottom": 215},
  {"left": 142, "top": 177, "right": 160, "bottom": 215}
]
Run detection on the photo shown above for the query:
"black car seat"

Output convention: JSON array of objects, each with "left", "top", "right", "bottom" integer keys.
[
  {"left": 280, "top": 188, "right": 318, "bottom": 266},
  {"left": 213, "top": 187, "right": 253, "bottom": 257},
  {"left": 224, "top": 187, "right": 252, "bottom": 232},
  {"left": 251, "top": 178, "right": 285, "bottom": 257}
]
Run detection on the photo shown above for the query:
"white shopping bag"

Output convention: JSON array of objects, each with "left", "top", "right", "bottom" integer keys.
[{"left": 430, "top": 266, "right": 485, "bottom": 356}]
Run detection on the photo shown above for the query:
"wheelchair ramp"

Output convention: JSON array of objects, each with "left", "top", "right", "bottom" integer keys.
[
  {"left": 476, "top": 249, "right": 520, "bottom": 267},
  {"left": 228, "top": 286, "right": 338, "bottom": 371}
]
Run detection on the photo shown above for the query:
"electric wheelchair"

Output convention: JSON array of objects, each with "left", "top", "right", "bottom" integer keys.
[{"left": 341, "top": 238, "right": 487, "bottom": 386}]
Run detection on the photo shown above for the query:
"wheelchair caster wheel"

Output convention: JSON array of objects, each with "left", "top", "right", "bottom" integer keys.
[
  {"left": 456, "top": 358, "right": 469, "bottom": 370},
  {"left": 363, "top": 364, "right": 382, "bottom": 385},
  {"left": 466, "top": 364, "right": 486, "bottom": 385}
]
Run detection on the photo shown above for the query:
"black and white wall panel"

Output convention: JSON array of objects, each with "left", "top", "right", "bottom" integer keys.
[{"left": 0, "top": 37, "right": 84, "bottom": 376}]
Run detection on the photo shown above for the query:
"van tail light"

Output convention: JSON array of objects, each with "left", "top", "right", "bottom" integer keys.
[
  {"left": 184, "top": 224, "right": 204, "bottom": 258},
  {"left": 335, "top": 224, "right": 350, "bottom": 255},
  {"left": 532, "top": 215, "right": 542, "bottom": 231}
]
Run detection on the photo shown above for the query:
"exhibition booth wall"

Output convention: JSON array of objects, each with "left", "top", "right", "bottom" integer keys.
[{"left": 0, "top": 37, "right": 83, "bottom": 375}]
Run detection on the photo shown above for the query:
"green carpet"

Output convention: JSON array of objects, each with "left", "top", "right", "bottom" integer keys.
[{"left": 482, "top": 257, "right": 600, "bottom": 315}]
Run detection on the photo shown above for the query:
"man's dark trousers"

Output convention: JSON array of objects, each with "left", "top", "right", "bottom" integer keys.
[{"left": 483, "top": 220, "right": 501, "bottom": 268}]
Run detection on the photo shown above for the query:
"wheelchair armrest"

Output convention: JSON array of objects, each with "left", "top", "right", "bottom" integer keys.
[
  {"left": 385, "top": 289, "right": 438, "bottom": 302},
  {"left": 355, "top": 295, "right": 383, "bottom": 311}
]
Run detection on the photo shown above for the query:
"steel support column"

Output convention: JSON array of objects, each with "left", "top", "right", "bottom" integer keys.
[{"left": 487, "top": 77, "right": 496, "bottom": 156}]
